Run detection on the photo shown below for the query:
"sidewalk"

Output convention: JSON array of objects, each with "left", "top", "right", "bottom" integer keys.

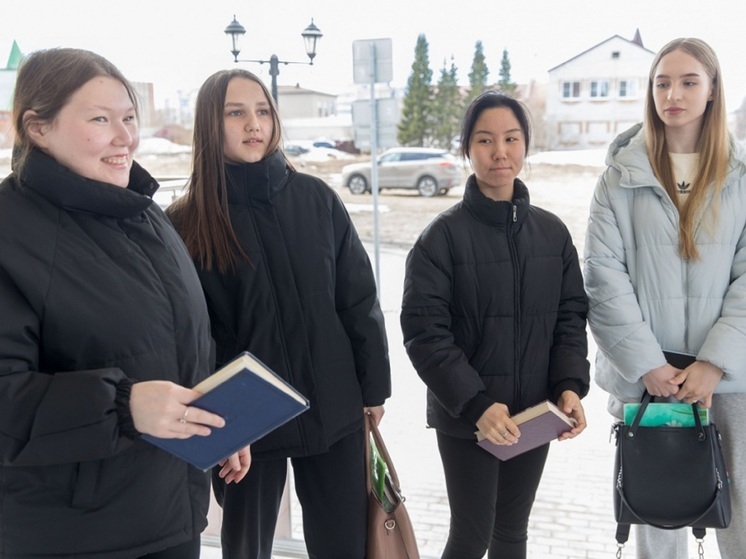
[{"left": 201, "top": 242, "right": 723, "bottom": 559}]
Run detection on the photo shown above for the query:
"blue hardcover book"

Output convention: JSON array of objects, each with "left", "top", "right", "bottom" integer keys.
[{"left": 142, "top": 351, "right": 309, "bottom": 470}]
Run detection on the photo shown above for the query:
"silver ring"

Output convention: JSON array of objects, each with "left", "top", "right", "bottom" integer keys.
[
  {"left": 179, "top": 407, "right": 190, "bottom": 424},
  {"left": 501, "top": 431, "right": 509, "bottom": 438}
]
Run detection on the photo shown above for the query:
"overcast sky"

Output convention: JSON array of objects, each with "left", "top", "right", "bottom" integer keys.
[{"left": 2, "top": 0, "right": 745, "bottom": 110}]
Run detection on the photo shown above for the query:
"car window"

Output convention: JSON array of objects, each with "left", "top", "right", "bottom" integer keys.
[{"left": 379, "top": 153, "right": 401, "bottom": 163}]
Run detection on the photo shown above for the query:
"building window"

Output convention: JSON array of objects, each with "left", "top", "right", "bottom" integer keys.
[
  {"left": 562, "top": 81, "right": 581, "bottom": 99},
  {"left": 611, "top": 51, "right": 620, "bottom": 59},
  {"left": 619, "top": 79, "right": 637, "bottom": 98},
  {"left": 590, "top": 80, "right": 609, "bottom": 98}
]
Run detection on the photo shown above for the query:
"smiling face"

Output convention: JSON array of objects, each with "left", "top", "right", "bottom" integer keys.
[
  {"left": 652, "top": 48, "right": 713, "bottom": 147},
  {"left": 29, "top": 76, "right": 138, "bottom": 188},
  {"left": 468, "top": 106, "right": 526, "bottom": 201},
  {"left": 222, "top": 77, "right": 275, "bottom": 164}
]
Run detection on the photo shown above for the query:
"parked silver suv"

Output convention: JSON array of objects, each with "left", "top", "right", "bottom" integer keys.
[{"left": 341, "top": 147, "right": 464, "bottom": 197}]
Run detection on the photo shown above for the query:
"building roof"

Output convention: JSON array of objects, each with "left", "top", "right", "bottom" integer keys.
[
  {"left": 5, "top": 40, "right": 23, "bottom": 70},
  {"left": 1, "top": 41, "right": 23, "bottom": 112},
  {"left": 548, "top": 31, "right": 654, "bottom": 73},
  {"left": 278, "top": 83, "right": 335, "bottom": 98}
]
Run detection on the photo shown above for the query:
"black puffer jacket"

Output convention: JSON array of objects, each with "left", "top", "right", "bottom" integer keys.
[
  {"left": 401, "top": 176, "right": 590, "bottom": 439},
  {"left": 169, "top": 151, "right": 391, "bottom": 460},
  {"left": 0, "top": 150, "right": 211, "bottom": 558}
]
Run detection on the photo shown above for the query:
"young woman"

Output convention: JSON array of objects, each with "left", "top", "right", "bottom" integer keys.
[
  {"left": 0, "top": 48, "right": 240, "bottom": 559},
  {"left": 166, "top": 69, "right": 391, "bottom": 559},
  {"left": 585, "top": 37, "right": 746, "bottom": 558},
  {"left": 400, "top": 91, "right": 590, "bottom": 559}
]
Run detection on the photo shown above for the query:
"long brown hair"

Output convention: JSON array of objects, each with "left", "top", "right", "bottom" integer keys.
[
  {"left": 12, "top": 48, "right": 139, "bottom": 177},
  {"left": 168, "top": 69, "right": 285, "bottom": 273},
  {"left": 644, "top": 38, "right": 730, "bottom": 260}
]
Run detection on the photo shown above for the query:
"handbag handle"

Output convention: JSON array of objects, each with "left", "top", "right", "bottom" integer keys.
[
  {"left": 627, "top": 391, "right": 705, "bottom": 440},
  {"left": 364, "top": 413, "right": 402, "bottom": 495}
]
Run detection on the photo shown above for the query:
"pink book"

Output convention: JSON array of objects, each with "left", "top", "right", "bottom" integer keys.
[{"left": 476, "top": 400, "right": 576, "bottom": 461}]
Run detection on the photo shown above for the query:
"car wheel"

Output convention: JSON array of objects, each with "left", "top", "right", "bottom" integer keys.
[
  {"left": 347, "top": 174, "right": 368, "bottom": 195},
  {"left": 417, "top": 176, "right": 439, "bottom": 197}
]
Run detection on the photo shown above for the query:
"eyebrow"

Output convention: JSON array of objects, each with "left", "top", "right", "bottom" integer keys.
[
  {"left": 224, "top": 101, "right": 270, "bottom": 108},
  {"left": 654, "top": 72, "right": 702, "bottom": 80},
  {"left": 83, "top": 105, "right": 135, "bottom": 115},
  {"left": 474, "top": 127, "right": 523, "bottom": 135}
]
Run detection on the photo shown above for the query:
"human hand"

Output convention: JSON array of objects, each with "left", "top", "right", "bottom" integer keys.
[
  {"left": 556, "top": 390, "right": 586, "bottom": 440},
  {"left": 130, "top": 381, "right": 225, "bottom": 439},
  {"left": 672, "top": 360, "right": 723, "bottom": 408},
  {"left": 476, "top": 402, "right": 518, "bottom": 446},
  {"left": 642, "top": 363, "right": 680, "bottom": 397},
  {"left": 364, "top": 405, "right": 385, "bottom": 426},
  {"left": 218, "top": 446, "right": 252, "bottom": 484}
]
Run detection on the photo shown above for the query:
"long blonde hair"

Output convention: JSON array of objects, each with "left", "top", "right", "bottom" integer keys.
[{"left": 644, "top": 38, "right": 730, "bottom": 261}]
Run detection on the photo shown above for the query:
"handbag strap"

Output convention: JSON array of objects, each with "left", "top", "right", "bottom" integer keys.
[
  {"left": 364, "top": 413, "right": 402, "bottom": 494},
  {"left": 616, "top": 466, "right": 725, "bottom": 531},
  {"left": 364, "top": 414, "right": 374, "bottom": 493},
  {"left": 628, "top": 391, "right": 705, "bottom": 440}
]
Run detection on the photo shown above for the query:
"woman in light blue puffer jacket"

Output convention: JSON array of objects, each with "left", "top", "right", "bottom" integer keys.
[{"left": 585, "top": 38, "right": 746, "bottom": 559}]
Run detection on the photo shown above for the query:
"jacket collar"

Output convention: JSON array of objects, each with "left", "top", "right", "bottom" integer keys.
[
  {"left": 224, "top": 150, "right": 290, "bottom": 205},
  {"left": 463, "top": 173, "right": 530, "bottom": 228},
  {"left": 19, "top": 148, "right": 157, "bottom": 218}
]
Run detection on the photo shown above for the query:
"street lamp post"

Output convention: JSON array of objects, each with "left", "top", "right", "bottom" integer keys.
[{"left": 224, "top": 16, "right": 322, "bottom": 106}]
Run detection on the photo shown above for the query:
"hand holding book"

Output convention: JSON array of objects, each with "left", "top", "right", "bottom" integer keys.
[
  {"left": 476, "top": 396, "right": 584, "bottom": 461},
  {"left": 142, "top": 351, "right": 309, "bottom": 471}
]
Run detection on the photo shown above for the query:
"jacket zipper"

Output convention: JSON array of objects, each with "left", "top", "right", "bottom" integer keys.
[{"left": 509, "top": 203, "right": 521, "bottom": 410}]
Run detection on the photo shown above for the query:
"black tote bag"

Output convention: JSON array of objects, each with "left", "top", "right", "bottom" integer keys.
[{"left": 612, "top": 391, "right": 731, "bottom": 545}]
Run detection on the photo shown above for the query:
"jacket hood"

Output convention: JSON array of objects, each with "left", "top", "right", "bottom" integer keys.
[
  {"left": 225, "top": 149, "right": 290, "bottom": 205},
  {"left": 19, "top": 148, "right": 157, "bottom": 218},
  {"left": 605, "top": 123, "right": 746, "bottom": 189}
]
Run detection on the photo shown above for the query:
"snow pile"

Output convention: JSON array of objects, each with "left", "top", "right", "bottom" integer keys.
[
  {"left": 136, "top": 138, "right": 191, "bottom": 155},
  {"left": 528, "top": 149, "right": 606, "bottom": 167}
]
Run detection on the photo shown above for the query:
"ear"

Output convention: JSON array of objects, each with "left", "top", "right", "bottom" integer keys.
[{"left": 22, "top": 110, "right": 52, "bottom": 148}]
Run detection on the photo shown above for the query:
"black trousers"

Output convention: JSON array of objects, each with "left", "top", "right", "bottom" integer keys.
[
  {"left": 214, "top": 427, "right": 367, "bottom": 559},
  {"left": 137, "top": 537, "right": 200, "bottom": 559},
  {"left": 437, "top": 431, "right": 549, "bottom": 559}
]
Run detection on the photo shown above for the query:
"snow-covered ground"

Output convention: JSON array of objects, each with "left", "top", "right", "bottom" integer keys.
[{"left": 1, "top": 142, "right": 609, "bottom": 166}]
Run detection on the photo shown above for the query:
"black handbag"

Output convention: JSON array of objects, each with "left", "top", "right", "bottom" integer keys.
[{"left": 612, "top": 391, "right": 731, "bottom": 554}]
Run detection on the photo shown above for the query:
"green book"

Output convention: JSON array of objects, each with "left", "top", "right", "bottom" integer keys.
[
  {"left": 369, "top": 438, "right": 396, "bottom": 513},
  {"left": 623, "top": 402, "right": 709, "bottom": 427}
]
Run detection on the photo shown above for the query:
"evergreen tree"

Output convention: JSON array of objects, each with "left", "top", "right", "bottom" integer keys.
[
  {"left": 398, "top": 34, "right": 433, "bottom": 147},
  {"left": 498, "top": 48, "right": 517, "bottom": 95},
  {"left": 466, "top": 40, "right": 489, "bottom": 104},
  {"left": 431, "top": 56, "right": 462, "bottom": 150}
]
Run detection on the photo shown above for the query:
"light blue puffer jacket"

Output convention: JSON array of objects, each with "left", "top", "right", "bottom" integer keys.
[{"left": 585, "top": 123, "right": 746, "bottom": 410}]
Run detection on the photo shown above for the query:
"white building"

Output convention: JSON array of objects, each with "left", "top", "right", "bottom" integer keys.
[{"left": 546, "top": 31, "right": 654, "bottom": 150}]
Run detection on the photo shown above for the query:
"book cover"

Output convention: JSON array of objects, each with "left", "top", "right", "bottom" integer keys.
[
  {"left": 475, "top": 400, "right": 576, "bottom": 461},
  {"left": 142, "top": 351, "right": 309, "bottom": 471},
  {"left": 623, "top": 402, "right": 709, "bottom": 427}
]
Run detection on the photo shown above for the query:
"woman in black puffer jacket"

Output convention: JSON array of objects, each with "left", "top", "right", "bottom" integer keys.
[
  {"left": 0, "top": 48, "right": 228, "bottom": 559},
  {"left": 401, "top": 92, "right": 590, "bottom": 559},
  {"left": 167, "top": 69, "right": 391, "bottom": 559}
]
